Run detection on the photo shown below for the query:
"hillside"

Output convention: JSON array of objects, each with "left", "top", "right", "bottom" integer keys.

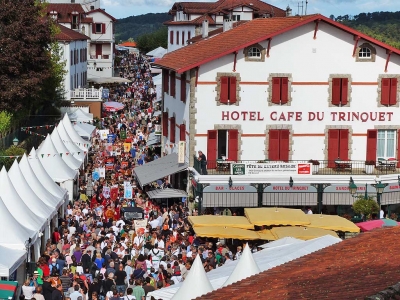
[{"left": 115, "top": 12, "right": 171, "bottom": 43}]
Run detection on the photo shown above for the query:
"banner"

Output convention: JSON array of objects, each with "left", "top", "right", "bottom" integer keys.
[
  {"left": 120, "top": 130, "right": 127, "bottom": 140},
  {"left": 92, "top": 171, "right": 100, "bottom": 181},
  {"left": 107, "top": 133, "right": 116, "bottom": 144},
  {"left": 230, "top": 162, "right": 312, "bottom": 176},
  {"left": 99, "top": 130, "right": 109, "bottom": 140},
  {"left": 99, "top": 167, "right": 106, "bottom": 178},
  {"left": 124, "top": 181, "right": 132, "bottom": 199},
  {"left": 121, "top": 161, "right": 128, "bottom": 169},
  {"left": 154, "top": 124, "right": 161, "bottom": 136},
  {"left": 134, "top": 219, "right": 148, "bottom": 234},
  {"left": 110, "top": 186, "right": 119, "bottom": 201},
  {"left": 123, "top": 143, "right": 131, "bottom": 153},
  {"left": 103, "top": 187, "right": 110, "bottom": 199}
]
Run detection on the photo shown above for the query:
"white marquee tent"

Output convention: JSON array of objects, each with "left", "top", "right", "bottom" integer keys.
[
  {"left": 62, "top": 113, "right": 91, "bottom": 151},
  {"left": 50, "top": 129, "right": 82, "bottom": 170},
  {"left": 68, "top": 108, "right": 93, "bottom": 123},
  {"left": 56, "top": 122, "right": 85, "bottom": 163},
  {"left": 0, "top": 245, "right": 26, "bottom": 278},
  {"left": 147, "top": 46, "right": 167, "bottom": 58},
  {"left": 73, "top": 122, "right": 96, "bottom": 140}
]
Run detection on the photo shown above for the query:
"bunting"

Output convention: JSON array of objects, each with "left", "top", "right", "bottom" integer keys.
[
  {"left": 21, "top": 125, "right": 55, "bottom": 130},
  {"left": 23, "top": 131, "right": 46, "bottom": 138}
]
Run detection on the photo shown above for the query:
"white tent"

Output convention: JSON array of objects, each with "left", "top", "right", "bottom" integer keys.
[
  {"left": 148, "top": 235, "right": 342, "bottom": 300},
  {"left": 0, "top": 167, "right": 46, "bottom": 232},
  {"left": 171, "top": 255, "right": 213, "bottom": 300},
  {"left": 0, "top": 245, "right": 26, "bottom": 278},
  {"left": 56, "top": 122, "right": 85, "bottom": 162},
  {"left": 27, "top": 148, "right": 67, "bottom": 201},
  {"left": 73, "top": 122, "right": 96, "bottom": 139},
  {"left": 223, "top": 243, "right": 260, "bottom": 287},
  {"left": 19, "top": 154, "right": 63, "bottom": 210},
  {"left": 68, "top": 108, "right": 93, "bottom": 123},
  {"left": 147, "top": 46, "right": 167, "bottom": 58},
  {"left": 62, "top": 113, "right": 91, "bottom": 151},
  {"left": 37, "top": 135, "right": 78, "bottom": 182},
  {"left": 259, "top": 237, "right": 304, "bottom": 249},
  {"left": 50, "top": 128, "right": 82, "bottom": 170},
  {"left": 0, "top": 196, "right": 37, "bottom": 250}
]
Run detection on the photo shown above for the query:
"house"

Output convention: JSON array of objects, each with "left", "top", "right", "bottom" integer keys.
[
  {"left": 155, "top": 14, "right": 400, "bottom": 211},
  {"left": 55, "top": 24, "right": 89, "bottom": 100},
  {"left": 165, "top": 0, "right": 286, "bottom": 52},
  {"left": 45, "top": 0, "right": 101, "bottom": 12}
]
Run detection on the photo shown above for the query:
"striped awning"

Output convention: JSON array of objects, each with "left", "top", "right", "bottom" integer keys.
[{"left": 147, "top": 188, "right": 188, "bottom": 199}]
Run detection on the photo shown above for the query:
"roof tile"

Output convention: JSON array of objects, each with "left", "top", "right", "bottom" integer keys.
[{"left": 55, "top": 24, "right": 89, "bottom": 41}]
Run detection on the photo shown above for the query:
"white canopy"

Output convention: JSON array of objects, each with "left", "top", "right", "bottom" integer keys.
[
  {"left": 62, "top": 113, "right": 91, "bottom": 151},
  {"left": 8, "top": 160, "right": 55, "bottom": 219},
  {"left": 148, "top": 235, "right": 342, "bottom": 300},
  {"left": 147, "top": 46, "right": 167, "bottom": 58},
  {"left": 0, "top": 245, "right": 26, "bottom": 277},
  {"left": 259, "top": 237, "right": 304, "bottom": 249},
  {"left": 37, "top": 135, "right": 78, "bottom": 182},
  {"left": 19, "top": 154, "right": 63, "bottom": 210},
  {"left": 171, "top": 255, "right": 213, "bottom": 300},
  {"left": 73, "top": 122, "right": 96, "bottom": 139},
  {"left": 223, "top": 243, "right": 260, "bottom": 287},
  {"left": 56, "top": 122, "right": 85, "bottom": 162},
  {"left": 0, "top": 167, "right": 45, "bottom": 232},
  {"left": 27, "top": 148, "right": 67, "bottom": 200},
  {"left": 68, "top": 108, "right": 93, "bottom": 122},
  {"left": 50, "top": 128, "right": 82, "bottom": 170}
]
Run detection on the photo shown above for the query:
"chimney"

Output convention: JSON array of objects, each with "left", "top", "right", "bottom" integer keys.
[
  {"left": 202, "top": 19, "right": 209, "bottom": 38},
  {"left": 223, "top": 19, "right": 233, "bottom": 32},
  {"left": 286, "top": 5, "right": 292, "bottom": 17}
]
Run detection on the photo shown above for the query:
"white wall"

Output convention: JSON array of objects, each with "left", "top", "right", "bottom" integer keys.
[{"left": 168, "top": 25, "right": 196, "bottom": 52}]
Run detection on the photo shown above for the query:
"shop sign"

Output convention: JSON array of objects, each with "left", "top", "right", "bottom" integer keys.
[
  {"left": 264, "top": 184, "right": 317, "bottom": 193},
  {"left": 324, "top": 184, "right": 377, "bottom": 193},
  {"left": 384, "top": 183, "right": 400, "bottom": 193},
  {"left": 230, "top": 162, "right": 312, "bottom": 175},
  {"left": 203, "top": 184, "right": 257, "bottom": 193},
  {"left": 178, "top": 141, "right": 185, "bottom": 164}
]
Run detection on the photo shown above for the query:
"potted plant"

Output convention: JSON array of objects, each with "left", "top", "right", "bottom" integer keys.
[
  {"left": 308, "top": 159, "right": 320, "bottom": 174},
  {"left": 365, "top": 160, "right": 375, "bottom": 174}
]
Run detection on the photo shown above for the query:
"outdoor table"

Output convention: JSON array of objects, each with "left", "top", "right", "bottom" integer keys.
[
  {"left": 334, "top": 160, "right": 352, "bottom": 172},
  {"left": 377, "top": 159, "right": 397, "bottom": 172}
]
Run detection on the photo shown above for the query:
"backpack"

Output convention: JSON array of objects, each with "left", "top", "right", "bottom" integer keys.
[{"left": 50, "top": 264, "right": 59, "bottom": 276}]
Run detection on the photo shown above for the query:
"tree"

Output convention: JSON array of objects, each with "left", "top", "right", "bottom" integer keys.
[
  {"left": 136, "top": 27, "right": 168, "bottom": 54},
  {"left": 0, "top": 145, "right": 26, "bottom": 170},
  {"left": 352, "top": 195, "right": 379, "bottom": 220},
  {"left": 0, "top": 0, "right": 60, "bottom": 113}
]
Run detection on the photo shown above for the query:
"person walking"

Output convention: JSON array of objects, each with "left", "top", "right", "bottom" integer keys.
[{"left": 197, "top": 151, "right": 208, "bottom": 175}]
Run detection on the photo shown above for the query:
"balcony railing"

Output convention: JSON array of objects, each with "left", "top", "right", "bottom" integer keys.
[
  {"left": 90, "top": 55, "right": 110, "bottom": 60},
  {"left": 70, "top": 87, "right": 103, "bottom": 101},
  {"left": 193, "top": 156, "right": 399, "bottom": 176}
]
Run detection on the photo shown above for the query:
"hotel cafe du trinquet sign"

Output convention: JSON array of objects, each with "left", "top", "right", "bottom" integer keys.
[{"left": 221, "top": 111, "right": 394, "bottom": 122}]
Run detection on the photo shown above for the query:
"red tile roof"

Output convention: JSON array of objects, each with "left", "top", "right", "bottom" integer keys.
[
  {"left": 188, "top": 20, "right": 248, "bottom": 43},
  {"left": 197, "top": 227, "right": 400, "bottom": 299},
  {"left": 86, "top": 8, "right": 117, "bottom": 22},
  {"left": 209, "top": 0, "right": 285, "bottom": 16},
  {"left": 156, "top": 14, "right": 400, "bottom": 74},
  {"left": 55, "top": 24, "right": 89, "bottom": 41},
  {"left": 119, "top": 41, "right": 137, "bottom": 47},
  {"left": 46, "top": 3, "right": 86, "bottom": 23},
  {"left": 169, "top": 2, "right": 216, "bottom": 15},
  {"left": 164, "top": 14, "right": 216, "bottom": 26}
]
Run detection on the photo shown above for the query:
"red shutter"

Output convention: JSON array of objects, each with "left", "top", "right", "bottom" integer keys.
[
  {"left": 229, "top": 77, "right": 237, "bottom": 104},
  {"left": 101, "top": 23, "right": 106, "bottom": 34},
  {"left": 268, "top": 130, "right": 280, "bottom": 160},
  {"left": 220, "top": 76, "right": 229, "bottom": 104},
  {"left": 207, "top": 130, "right": 217, "bottom": 169},
  {"left": 279, "top": 130, "right": 290, "bottom": 162},
  {"left": 390, "top": 78, "right": 398, "bottom": 105},
  {"left": 180, "top": 124, "right": 186, "bottom": 141},
  {"left": 366, "top": 129, "right": 377, "bottom": 162},
  {"left": 170, "top": 117, "right": 176, "bottom": 143},
  {"left": 331, "top": 78, "right": 341, "bottom": 105},
  {"left": 170, "top": 31, "right": 174, "bottom": 44},
  {"left": 188, "top": 31, "right": 191, "bottom": 40},
  {"left": 182, "top": 31, "right": 185, "bottom": 45},
  {"left": 339, "top": 129, "right": 349, "bottom": 160},
  {"left": 163, "top": 70, "right": 169, "bottom": 94},
  {"left": 92, "top": 23, "right": 96, "bottom": 34},
  {"left": 162, "top": 112, "right": 168, "bottom": 137},
  {"left": 397, "top": 129, "right": 400, "bottom": 167},
  {"left": 381, "top": 78, "right": 390, "bottom": 105},
  {"left": 180, "top": 73, "right": 186, "bottom": 103},
  {"left": 327, "top": 129, "right": 340, "bottom": 167},
  {"left": 176, "top": 31, "right": 179, "bottom": 45},
  {"left": 341, "top": 78, "right": 348, "bottom": 105},
  {"left": 280, "top": 77, "right": 289, "bottom": 104},
  {"left": 228, "top": 130, "right": 238, "bottom": 161},
  {"left": 170, "top": 72, "right": 176, "bottom": 97},
  {"left": 271, "top": 77, "right": 281, "bottom": 104}
]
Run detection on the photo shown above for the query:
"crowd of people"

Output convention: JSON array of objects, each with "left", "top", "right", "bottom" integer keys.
[{"left": 20, "top": 53, "right": 247, "bottom": 300}]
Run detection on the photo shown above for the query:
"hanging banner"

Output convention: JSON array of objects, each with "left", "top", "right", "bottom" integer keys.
[
  {"left": 107, "top": 134, "right": 116, "bottom": 144},
  {"left": 99, "top": 167, "right": 106, "bottom": 178},
  {"left": 154, "top": 124, "right": 161, "bottom": 136},
  {"left": 134, "top": 219, "right": 148, "bottom": 233},
  {"left": 92, "top": 171, "right": 100, "bottom": 181},
  {"left": 230, "top": 162, "right": 312, "bottom": 176},
  {"left": 110, "top": 186, "right": 119, "bottom": 201},
  {"left": 178, "top": 141, "right": 186, "bottom": 164},
  {"left": 124, "top": 181, "right": 133, "bottom": 199},
  {"left": 99, "top": 130, "right": 109, "bottom": 140},
  {"left": 123, "top": 143, "right": 131, "bottom": 153},
  {"left": 120, "top": 130, "right": 127, "bottom": 140},
  {"left": 121, "top": 161, "right": 129, "bottom": 169},
  {"left": 103, "top": 187, "right": 110, "bottom": 199}
]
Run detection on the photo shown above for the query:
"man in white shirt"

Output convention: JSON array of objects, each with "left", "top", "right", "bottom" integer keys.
[
  {"left": 133, "top": 231, "right": 145, "bottom": 255},
  {"left": 69, "top": 285, "right": 83, "bottom": 300}
]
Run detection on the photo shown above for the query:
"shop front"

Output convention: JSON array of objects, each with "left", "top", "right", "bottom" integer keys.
[
  {"left": 202, "top": 184, "right": 258, "bottom": 208},
  {"left": 263, "top": 184, "right": 317, "bottom": 207}
]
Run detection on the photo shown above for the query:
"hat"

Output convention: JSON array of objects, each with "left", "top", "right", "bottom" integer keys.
[{"left": 33, "top": 271, "right": 39, "bottom": 275}]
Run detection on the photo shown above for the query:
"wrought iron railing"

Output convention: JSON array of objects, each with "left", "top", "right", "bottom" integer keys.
[{"left": 70, "top": 87, "right": 103, "bottom": 100}]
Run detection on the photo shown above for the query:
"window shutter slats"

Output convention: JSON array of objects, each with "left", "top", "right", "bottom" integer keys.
[
  {"left": 339, "top": 129, "right": 349, "bottom": 160},
  {"left": 162, "top": 112, "right": 168, "bottom": 137},
  {"left": 268, "top": 130, "right": 280, "bottom": 160},
  {"left": 331, "top": 78, "right": 341, "bottom": 105},
  {"left": 229, "top": 77, "right": 237, "bottom": 104},
  {"left": 280, "top": 77, "right": 289, "bottom": 104},
  {"left": 207, "top": 130, "right": 217, "bottom": 169},
  {"left": 228, "top": 130, "right": 238, "bottom": 161},
  {"left": 341, "top": 78, "right": 348, "bottom": 105},
  {"left": 271, "top": 77, "right": 281, "bottom": 104},
  {"left": 366, "top": 129, "right": 377, "bottom": 163},
  {"left": 280, "top": 130, "right": 290, "bottom": 162},
  {"left": 170, "top": 117, "right": 176, "bottom": 143},
  {"left": 180, "top": 73, "right": 186, "bottom": 103},
  {"left": 220, "top": 77, "right": 229, "bottom": 104},
  {"left": 390, "top": 78, "right": 398, "bottom": 106},
  {"left": 381, "top": 78, "right": 390, "bottom": 105},
  {"left": 328, "top": 129, "right": 340, "bottom": 167}
]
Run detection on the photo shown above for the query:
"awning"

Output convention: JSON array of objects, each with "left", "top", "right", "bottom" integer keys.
[
  {"left": 133, "top": 153, "right": 188, "bottom": 187},
  {"left": 244, "top": 207, "right": 311, "bottom": 226},
  {"left": 256, "top": 229, "right": 277, "bottom": 241},
  {"left": 270, "top": 226, "right": 339, "bottom": 240},
  {"left": 188, "top": 216, "right": 254, "bottom": 230},
  {"left": 193, "top": 226, "right": 260, "bottom": 240},
  {"left": 147, "top": 188, "right": 187, "bottom": 199},
  {"left": 0, "top": 280, "right": 18, "bottom": 299},
  {"left": 147, "top": 132, "right": 161, "bottom": 146},
  {"left": 305, "top": 214, "right": 360, "bottom": 233},
  {"left": 0, "top": 246, "right": 26, "bottom": 277}
]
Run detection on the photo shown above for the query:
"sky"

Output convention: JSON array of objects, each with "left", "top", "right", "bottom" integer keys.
[{"left": 101, "top": 0, "right": 399, "bottom": 20}]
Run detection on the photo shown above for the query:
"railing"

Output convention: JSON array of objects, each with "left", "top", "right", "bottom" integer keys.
[
  {"left": 90, "top": 55, "right": 110, "bottom": 60},
  {"left": 193, "top": 156, "right": 399, "bottom": 175},
  {"left": 70, "top": 87, "right": 103, "bottom": 100}
]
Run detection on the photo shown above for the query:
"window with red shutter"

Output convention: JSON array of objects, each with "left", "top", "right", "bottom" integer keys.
[
  {"left": 228, "top": 77, "right": 237, "bottom": 104},
  {"left": 188, "top": 31, "right": 191, "bottom": 41},
  {"left": 280, "top": 130, "right": 290, "bottom": 161},
  {"left": 170, "top": 31, "right": 174, "bottom": 44},
  {"left": 170, "top": 117, "right": 176, "bottom": 143},
  {"left": 268, "top": 130, "right": 280, "bottom": 160},
  {"left": 101, "top": 23, "right": 106, "bottom": 34},
  {"left": 220, "top": 77, "right": 229, "bottom": 104},
  {"left": 280, "top": 77, "right": 289, "bottom": 104},
  {"left": 381, "top": 78, "right": 390, "bottom": 105},
  {"left": 339, "top": 129, "right": 349, "bottom": 160},
  {"left": 390, "top": 78, "right": 398, "bottom": 105},
  {"left": 182, "top": 31, "right": 185, "bottom": 45},
  {"left": 331, "top": 78, "right": 348, "bottom": 105},
  {"left": 366, "top": 129, "right": 377, "bottom": 162},
  {"left": 163, "top": 70, "right": 169, "bottom": 94},
  {"left": 170, "top": 72, "right": 176, "bottom": 97},
  {"left": 271, "top": 77, "right": 281, "bottom": 104},
  {"left": 228, "top": 130, "right": 238, "bottom": 161},
  {"left": 180, "top": 73, "right": 186, "bottom": 103},
  {"left": 341, "top": 78, "right": 349, "bottom": 105},
  {"left": 92, "top": 23, "right": 96, "bottom": 34},
  {"left": 176, "top": 31, "right": 179, "bottom": 45},
  {"left": 327, "top": 129, "right": 340, "bottom": 167},
  {"left": 162, "top": 112, "right": 168, "bottom": 137},
  {"left": 180, "top": 124, "right": 186, "bottom": 141},
  {"left": 207, "top": 130, "right": 217, "bottom": 169}
]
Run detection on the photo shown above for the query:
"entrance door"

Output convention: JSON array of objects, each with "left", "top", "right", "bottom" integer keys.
[
  {"left": 327, "top": 129, "right": 349, "bottom": 167},
  {"left": 217, "top": 130, "right": 227, "bottom": 159},
  {"left": 207, "top": 129, "right": 239, "bottom": 169}
]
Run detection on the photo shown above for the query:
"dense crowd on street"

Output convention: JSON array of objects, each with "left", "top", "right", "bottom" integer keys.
[{"left": 20, "top": 53, "right": 245, "bottom": 300}]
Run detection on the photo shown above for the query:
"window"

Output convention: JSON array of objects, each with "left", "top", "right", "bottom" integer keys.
[
  {"left": 268, "top": 129, "right": 290, "bottom": 161},
  {"left": 271, "top": 77, "right": 289, "bottom": 105},
  {"left": 170, "top": 72, "right": 176, "bottom": 97},
  {"left": 188, "top": 31, "right": 191, "bottom": 41},
  {"left": 72, "top": 15, "right": 78, "bottom": 29},
  {"left": 179, "top": 124, "right": 186, "bottom": 141},
  {"left": 207, "top": 129, "right": 239, "bottom": 169},
  {"left": 170, "top": 31, "right": 174, "bottom": 45},
  {"left": 220, "top": 76, "right": 237, "bottom": 104},
  {"left": 181, "top": 31, "right": 185, "bottom": 45},
  {"left": 70, "top": 50, "right": 73, "bottom": 66},
  {"left": 162, "top": 112, "right": 168, "bottom": 137},
  {"left": 180, "top": 73, "right": 186, "bottom": 103},
  {"left": 327, "top": 129, "right": 349, "bottom": 167},
  {"left": 377, "top": 130, "right": 396, "bottom": 159},
  {"left": 232, "top": 15, "right": 241, "bottom": 21},
  {"left": 355, "top": 43, "right": 376, "bottom": 62},
  {"left": 331, "top": 78, "right": 349, "bottom": 106},
  {"left": 244, "top": 43, "right": 265, "bottom": 62},
  {"left": 170, "top": 116, "right": 176, "bottom": 143},
  {"left": 93, "top": 23, "right": 105, "bottom": 34},
  {"left": 358, "top": 47, "right": 371, "bottom": 58},
  {"left": 248, "top": 47, "right": 261, "bottom": 58},
  {"left": 163, "top": 69, "right": 169, "bottom": 94},
  {"left": 380, "top": 77, "right": 398, "bottom": 106},
  {"left": 176, "top": 31, "right": 180, "bottom": 45}
]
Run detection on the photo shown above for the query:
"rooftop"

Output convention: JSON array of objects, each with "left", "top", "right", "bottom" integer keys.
[
  {"left": 55, "top": 24, "right": 89, "bottom": 41},
  {"left": 46, "top": 3, "right": 93, "bottom": 23},
  {"left": 164, "top": 14, "right": 216, "bottom": 26}
]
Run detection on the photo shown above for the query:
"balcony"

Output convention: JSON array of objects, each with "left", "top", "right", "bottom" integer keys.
[
  {"left": 90, "top": 55, "right": 110, "bottom": 60},
  {"left": 70, "top": 87, "right": 103, "bottom": 101},
  {"left": 193, "top": 157, "right": 399, "bottom": 176}
]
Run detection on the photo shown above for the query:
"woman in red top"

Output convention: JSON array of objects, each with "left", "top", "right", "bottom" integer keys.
[
  {"left": 51, "top": 228, "right": 61, "bottom": 245},
  {"left": 40, "top": 261, "right": 50, "bottom": 277}
]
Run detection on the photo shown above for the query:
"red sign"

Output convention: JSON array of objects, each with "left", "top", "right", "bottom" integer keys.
[{"left": 297, "top": 164, "right": 311, "bottom": 174}]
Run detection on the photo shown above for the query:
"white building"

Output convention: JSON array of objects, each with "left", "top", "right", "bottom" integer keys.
[
  {"left": 155, "top": 14, "right": 400, "bottom": 211},
  {"left": 55, "top": 25, "right": 89, "bottom": 100},
  {"left": 165, "top": 0, "right": 286, "bottom": 52}
]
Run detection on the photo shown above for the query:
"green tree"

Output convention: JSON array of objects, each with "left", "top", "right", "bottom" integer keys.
[
  {"left": 0, "top": 111, "right": 13, "bottom": 137},
  {"left": 352, "top": 195, "right": 379, "bottom": 220},
  {"left": 0, "top": 145, "right": 25, "bottom": 170},
  {"left": 136, "top": 27, "right": 168, "bottom": 54}
]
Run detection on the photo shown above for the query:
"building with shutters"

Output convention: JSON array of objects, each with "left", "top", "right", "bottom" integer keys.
[{"left": 155, "top": 14, "right": 400, "bottom": 212}]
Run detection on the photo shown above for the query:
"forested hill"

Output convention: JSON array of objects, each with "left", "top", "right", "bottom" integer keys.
[
  {"left": 332, "top": 11, "right": 400, "bottom": 49},
  {"left": 115, "top": 13, "right": 170, "bottom": 43}
]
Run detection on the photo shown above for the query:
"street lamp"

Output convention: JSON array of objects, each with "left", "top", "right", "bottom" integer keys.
[
  {"left": 289, "top": 177, "right": 294, "bottom": 188},
  {"left": 372, "top": 181, "right": 386, "bottom": 208},
  {"left": 228, "top": 176, "right": 233, "bottom": 188},
  {"left": 12, "top": 137, "right": 19, "bottom": 146},
  {"left": 349, "top": 177, "right": 358, "bottom": 195},
  {"left": 349, "top": 176, "right": 387, "bottom": 209}
]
